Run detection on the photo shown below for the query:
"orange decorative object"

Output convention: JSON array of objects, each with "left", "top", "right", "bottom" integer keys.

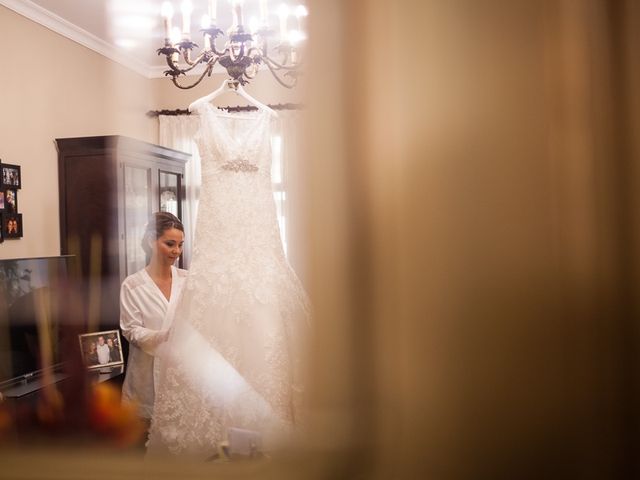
[{"left": 89, "top": 383, "right": 146, "bottom": 447}]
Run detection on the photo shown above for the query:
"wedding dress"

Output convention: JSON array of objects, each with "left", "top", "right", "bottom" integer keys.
[{"left": 146, "top": 103, "right": 310, "bottom": 457}]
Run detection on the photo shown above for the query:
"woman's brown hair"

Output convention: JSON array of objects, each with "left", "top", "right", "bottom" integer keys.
[{"left": 141, "top": 211, "right": 184, "bottom": 258}]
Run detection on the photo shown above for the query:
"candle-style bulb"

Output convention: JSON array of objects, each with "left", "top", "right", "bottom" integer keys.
[
  {"left": 294, "top": 5, "right": 308, "bottom": 17},
  {"left": 170, "top": 26, "right": 182, "bottom": 45},
  {"left": 181, "top": 0, "right": 193, "bottom": 36},
  {"left": 277, "top": 4, "right": 290, "bottom": 18},
  {"left": 260, "top": 0, "right": 270, "bottom": 25},
  {"left": 201, "top": 14, "right": 211, "bottom": 29},
  {"left": 209, "top": 0, "right": 217, "bottom": 24},
  {"left": 161, "top": 2, "right": 174, "bottom": 40},
  {"left": 249, "top": 16, "right": 260, "bottom": 34},
  {"left": 161, "top": 2, "right": 174, "bottom": 18},
  {"left": 288, "top": 29, "right": 305, "bottom": 45},
  {"left": 278, "top": 4, "right": 289, "bottom": 42}
]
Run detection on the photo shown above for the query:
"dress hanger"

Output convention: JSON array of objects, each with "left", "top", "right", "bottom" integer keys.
[{"left": 188, "top": 78, "right": 278, "bottom": 118}]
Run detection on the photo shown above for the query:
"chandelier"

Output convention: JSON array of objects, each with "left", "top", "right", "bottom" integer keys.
[{"left": 157, "top": 0, "right": 307, "bottom": 89}]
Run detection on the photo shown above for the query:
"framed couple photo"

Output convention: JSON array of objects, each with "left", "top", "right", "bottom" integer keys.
[
  {"left": 78, "top": 330, "right": 124, "bottom": 369},
  {"left": 1, "top": 213, "right": 23, "bottom": 240}
]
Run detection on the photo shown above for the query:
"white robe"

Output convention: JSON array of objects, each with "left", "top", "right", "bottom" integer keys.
[{"left": 120, "top": 265, "right": 188, "bottom": 418}]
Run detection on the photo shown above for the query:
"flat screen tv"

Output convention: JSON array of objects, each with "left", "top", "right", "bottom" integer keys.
[{"left": 0, "top": 255, "right": 77, "bottom": 389}]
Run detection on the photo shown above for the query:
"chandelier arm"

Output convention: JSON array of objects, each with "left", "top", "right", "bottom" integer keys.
[
  {"left": 244, "top": 64, "right": 259, "bottom": 79},
  {"left": 210, "top": 44, "right": 228, "bottom": 57},
  {"left": 164, "top": 52, "right": 211, "bottom": 75},
  {"left": 262, "top": 55, "right": 301, "bottom": 71},
  {"left": 181, "top": 49, "right": 208, "bottom": 67},
  {"left": 171, "top": 64, "right": 214, "bottom": 90},
  {"left": 182, "top": 48, "right": 194, "bottom": 66},
  {"left": 264, "top": 61, "right": 297, "bottom": 88},
  {"left": 165, "top": 61, "right": 209, "bottom": 76},
  {"left": 245, "top": 47, "right": 263, "bottom": 59}
]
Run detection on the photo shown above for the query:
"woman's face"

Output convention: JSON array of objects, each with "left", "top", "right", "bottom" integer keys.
[{"left": 150, "top": 227, "right": 184, "bottom": 266}]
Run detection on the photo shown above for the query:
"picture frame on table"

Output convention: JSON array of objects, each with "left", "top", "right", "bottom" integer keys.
[
  {"left": 1, "top": 213, "right": 22, "bottom": 239},
  {"left": 1, "top": 163, "right": 21, "bottom": 189},
  {"left": 4, "top": 188, "right": 17, "bottom": 213},
  {"left": 78, "top": 330, "right": 124, "bottom": 370}
]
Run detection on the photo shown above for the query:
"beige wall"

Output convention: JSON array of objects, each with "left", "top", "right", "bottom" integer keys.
[
  {"left": 0, "top": 5, "right": 300, "bottom": 261},
  {"left": 0, "top": 5, "right": 157, "bottom": 259}
]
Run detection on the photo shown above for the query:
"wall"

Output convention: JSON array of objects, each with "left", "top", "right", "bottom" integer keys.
[{"left": 0, "top": 5, "right": 157, "bottom": 260}]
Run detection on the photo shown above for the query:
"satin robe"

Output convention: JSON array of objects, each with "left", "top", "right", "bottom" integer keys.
[{"left": 120, "top": 265, "right": 188, "bottom": 418}]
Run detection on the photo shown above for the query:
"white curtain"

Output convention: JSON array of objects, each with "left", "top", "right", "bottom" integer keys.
[
  {"left": 158, "top": 114, "right": 201, "bottom": 267},
  {"left": 158, "top": 111, "right": 305, "bottom": 279}
]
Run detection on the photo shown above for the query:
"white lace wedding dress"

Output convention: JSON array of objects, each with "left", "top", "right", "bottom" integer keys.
[{"left": 146, "top": 104, "right": 310, "bottom": 457}]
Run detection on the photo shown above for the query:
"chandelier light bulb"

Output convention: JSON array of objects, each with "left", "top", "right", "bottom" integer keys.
[
  {"left": 201, "top": 14, "right": 211, "bottom": 29},
  {"left": 278, "top": 4, "right": 289, "bottom": 42},
  {"left": 181, "top": 0, "right": 193, "bottom": 14},
  {"left": 181, "top": 0, "right": 193, "bottom": 36},
  {"left": 170, "top": 26, "right": 182, "bottom": 45},
  {"left": 260, "top": 0, "right": 269, "bottom": 25},
  {"left": 161, "top": 2, "right": 174, "bottom": 39},
  {"left": 249, "top": 16, "right": 260, "bottom": 34},
  {"left": 209, "top": 0, "right": 217, "bottom": 24},
  {"left": 294, "top": 5, "right": 308, "bottom": 17},
  {"left": 277, "top": 4, "right": 290, "bottom": 18},
  {"left": 287, "top": 29, "right": 305, "bottom": 46},
  {"left": 161, "top": 2, "right": 174, "bottom": 18}
]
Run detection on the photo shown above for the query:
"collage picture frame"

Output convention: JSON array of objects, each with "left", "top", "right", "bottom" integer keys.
[{"left": 0, "top": 160, "right": 23, "bottom": 241}]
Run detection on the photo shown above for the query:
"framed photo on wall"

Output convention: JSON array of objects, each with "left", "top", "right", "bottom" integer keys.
[
  {"left": 4, "top": 188, "right": 17, "bottom": 213},
  {"left": 0, "top": 190, "right": 4, "bottom": 212},
  {"left": 1, "top": 163, "right": 21, "bottom": 189},
  {"left": 78, "top": 330, "right": 124, "bottom": 369},
  {"left": 1, "top": 213, "right": 22, "bottom": 239}
]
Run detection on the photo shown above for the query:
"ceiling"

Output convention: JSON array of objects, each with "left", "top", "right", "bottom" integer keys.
[{"left": 1, "top": 0, "right": 282, "bottom": 78}]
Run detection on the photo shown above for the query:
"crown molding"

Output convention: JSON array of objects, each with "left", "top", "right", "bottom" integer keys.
[{"left": 0, "top": 0, "right": 154, "bottom": 78}]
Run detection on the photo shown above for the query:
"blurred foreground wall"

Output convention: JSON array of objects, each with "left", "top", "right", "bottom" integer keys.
[{"left": 304, "top": 0, "right": 640, "bottom": 478}]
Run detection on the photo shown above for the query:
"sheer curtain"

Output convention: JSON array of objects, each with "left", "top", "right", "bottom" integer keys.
[
  {"left": 158, "top": 111, "right": 304, "bottom": 277},
  {"left": 158, "top": 115, "right": 200, "bottom": 267}
]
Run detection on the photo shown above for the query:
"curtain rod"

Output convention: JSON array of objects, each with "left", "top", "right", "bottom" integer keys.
[{"left": 147, "top": 102, "right": 304, "bottom": 117}]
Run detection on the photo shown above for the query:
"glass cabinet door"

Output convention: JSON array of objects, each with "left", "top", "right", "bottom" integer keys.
[
  {"left": 123, "top": 164, "right": 152, "bottom": 276},
  {"left": 159, "top": 170, "right": 182, "bottom": 218}
]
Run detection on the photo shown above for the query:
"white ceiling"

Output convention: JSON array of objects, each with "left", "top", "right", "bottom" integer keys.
[{"left": 0, "top": 0, "right": 284, "bottom": 78}]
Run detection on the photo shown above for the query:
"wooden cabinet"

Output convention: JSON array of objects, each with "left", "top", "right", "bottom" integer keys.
[{"left": 56, "top": 136, "right": 190, "bottom": 329}]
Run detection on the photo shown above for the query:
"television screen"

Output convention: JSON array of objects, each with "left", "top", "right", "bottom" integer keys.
[{"left": 0, "top": 255, "right": 76, "bottom": 385}]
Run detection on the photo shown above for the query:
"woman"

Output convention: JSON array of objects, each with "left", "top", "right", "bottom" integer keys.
[
  {"left": 120, "top": 212, "right": 188, "bottom": 420},
  {"left": 85, "top": 341, "right": 98, "bottom": 366},
  {"left": 107, "top": 337, "right": 121, "bottom": 363}
]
